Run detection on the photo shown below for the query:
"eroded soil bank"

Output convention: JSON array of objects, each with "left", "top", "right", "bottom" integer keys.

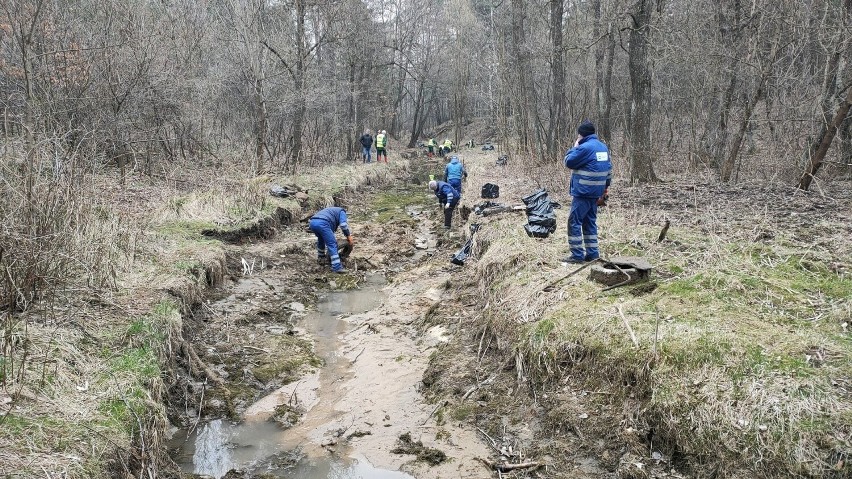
[{"left": 166, "top": 162, "right": 492, "bottom": 478}]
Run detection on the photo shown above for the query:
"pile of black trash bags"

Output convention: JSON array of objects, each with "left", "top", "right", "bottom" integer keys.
[{"left": 522, "top": 189, "right": 558, "bottom": 238}]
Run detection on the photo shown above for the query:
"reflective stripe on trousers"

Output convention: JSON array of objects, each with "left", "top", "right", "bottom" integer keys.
[
  {"left": 567, "top": 196, "right": 599, "bottom": 261},
  {"left": 309, "top": 218, "right": 343, "bottom": 271}
]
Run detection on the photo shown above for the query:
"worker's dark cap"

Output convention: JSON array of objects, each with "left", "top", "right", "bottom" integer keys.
[{"left": 577, "top": 120, "right": 595, "bottom": 137}]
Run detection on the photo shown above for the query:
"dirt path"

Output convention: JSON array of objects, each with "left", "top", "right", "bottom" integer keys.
[{"left": 170, "top": 169, "right": 492, "bottom": 478}]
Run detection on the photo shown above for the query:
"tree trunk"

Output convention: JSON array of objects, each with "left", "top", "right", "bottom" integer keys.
[
  {"left": 289, "top": 0, "right": 307, "bottom": 173},
  {"left": 627, "top": 0, "right": 658, "bottom": 183},
  {"left": 511, "top": 0, "right": 532, "bottom": 153},
  {"left": 549, "top": 0, "right": 565, "bottom": 155},
  {"left": 254, "top": 75, "right": 267, "bottom": 173},
  {"left": 721, "top": 35, "right": 779, "bottom": 182},
  {"left": 798, "top": 84, "right": 852, "bottom": 190},
  {"left": 595, "top": 2, "right": 615, "bottom": 144},
  {"left": 347, "top": 62, "right": 356, "bottom": 161}
]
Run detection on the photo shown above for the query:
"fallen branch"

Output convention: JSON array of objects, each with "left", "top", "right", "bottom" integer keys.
[
  {"left": 476, "top": 427, "right": 502, "bottom": 456},
  {"left": 617, "top": 305, "right": 639, "bottom": 348},
  {"left": 496, "top": 462, "right": 541, "bottom": 472},
  {"left": 421, "top": 399, "right": 449, "bottom": 425},
  {"left": 243, "top": 345, "right": 270, "bottom": 353},
  {"left": 461, "top": 376, "right": 496, "bottom": 402},
  {"left": 351, "top": 347, "right": 366, "bottom": 364},
  {"left": 477, "top": 457, "right": 543, "bottom": 473}
]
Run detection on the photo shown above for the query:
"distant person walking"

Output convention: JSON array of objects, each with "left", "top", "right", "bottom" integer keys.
[
  {"left": 309, "top": 207, "right": 354, "bottom": 273},
  {"left": 429, "top": 180, "right": 460, "bottom": 229},
  {"left": 426, "top": 138, "right": 436, "bottom": 157},
  {"left": 443, "top": 155, "right": 467, "bottom": 193},
  {"left": 359, "top": 129, "right": 373, "bottom": 163},
  {"left": 562, "top": 120, "right": 611, "bottom": 264},
  {"left": 376, "top": 130, "right": 388, "bottom": 163}
]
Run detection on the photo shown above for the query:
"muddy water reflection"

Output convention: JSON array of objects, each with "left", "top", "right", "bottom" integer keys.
[{"left": 175, "top": 274, "right": 414, "bottom": 478}]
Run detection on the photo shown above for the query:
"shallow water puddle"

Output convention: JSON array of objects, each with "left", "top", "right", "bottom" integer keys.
[{"left": 173, "top": 274, "right": 414, "bottom": 478}]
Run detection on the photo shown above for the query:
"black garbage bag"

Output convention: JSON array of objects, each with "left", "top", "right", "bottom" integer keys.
[
  {"left": 481, "top": 183, "right": 500, "bottom": 199},
  {"left": 270, "top": 184, "right": 294, "bottom": 198},
  {"left": 473, "top": 201, "right": 501, "bottom": 215},
  {"left": 451, "top": 224, "right": 481, "bottom": 266},
  {"left": 522, "top": 189, "right": 557, "bottom": 238}
]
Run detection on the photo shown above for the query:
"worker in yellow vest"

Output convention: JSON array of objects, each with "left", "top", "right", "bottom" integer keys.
[
  {"left": 376, "top": 130, "right": 388, "bottom": 163},
  {"left": 426, "top": 138, "right": 436, "bottom": 157},
  {"left": 440, "top": 138, "right": 453, "bottom": 157}
]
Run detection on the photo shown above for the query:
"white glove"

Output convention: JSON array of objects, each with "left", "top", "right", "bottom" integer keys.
[{"left": 444, "top": 203, "right": 450, "bottom": 209}]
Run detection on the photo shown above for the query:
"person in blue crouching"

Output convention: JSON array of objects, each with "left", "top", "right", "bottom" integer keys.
[
  {"left": 309, "top": 206, "right": 354, "bottom": 273},
  {"left": 562, "top": 120, "right": 611, "bottom": 264},
  {"left": 429, "top": 180, "right": 460, "bottom": 229},
  {"left": 443, "top": 155, "right": 467, "bottom": 193}
]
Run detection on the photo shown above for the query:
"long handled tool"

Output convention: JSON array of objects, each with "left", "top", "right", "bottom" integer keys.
[{"left": 542, "top": 258, "right": 601, "bottom": 292}]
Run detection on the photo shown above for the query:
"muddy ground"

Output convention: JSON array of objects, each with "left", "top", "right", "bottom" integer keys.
[
  {"left": 166, "top": 160, "right": 500, "bottom": 478},
  {"left": 165, "top": 149, "right": 851, "bottom": 479}
]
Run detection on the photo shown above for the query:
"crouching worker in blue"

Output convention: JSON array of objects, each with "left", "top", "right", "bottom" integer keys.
[
  {"left": 309, "top": 207, "right": 354, "bottom": 273},
  {"left": 429, "top": 180, "right": 460, "bottom": 230},
  {"left": 444, "top": 155, "right": 468, "bottom": 193},
  {"left": 562, "top": 120, "right": 611, "bottom": 264}
]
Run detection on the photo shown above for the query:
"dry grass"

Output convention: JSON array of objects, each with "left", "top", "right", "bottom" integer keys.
[
  {"left": 1, "top": 149, "right": 412, "bottom": 478},
  {"left": 456, "top": 148, "right": 852, "bottom": 477}
]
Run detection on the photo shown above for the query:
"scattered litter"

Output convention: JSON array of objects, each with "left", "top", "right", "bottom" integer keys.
[
  {"left": 481, "top": 183, "right": 500, "bottom": 199},
  {"left": 496, "top": 154, "right": 508, "bottom": 165},
  {"left": 522, "top": 189, "right": 557, "bottom": 238},
  {"left": 480, "top": 204, "right": 526, "bottom": 217},
  {"left": 481, "top": 143, "right": 495, "bottom": 151},
  {"left": 451, "top": 224, "right": 480, "bottom": 266},
  {"left": 289, "top": 302, "right": 305, "bottom": 312},
  {"left": 269, "top": 184, "right": 296, "bottom": 197}
]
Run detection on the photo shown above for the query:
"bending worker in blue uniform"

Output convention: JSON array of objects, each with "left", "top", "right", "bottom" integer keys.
[
  {"left": 309, "top": 206, "right": 354, "bottom": 273},
  {"left": 429, "top": 180, "right": 460, "bottom": 230},
  {"left": 562, "top": 120, "right": 611, "bottom": 264},
  {"left": 443, "top": 155, "right": 468, "bottom": 193}
]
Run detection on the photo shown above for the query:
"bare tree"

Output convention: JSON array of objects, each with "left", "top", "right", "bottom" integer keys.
[{"left": 626, "top": 0, "right": 658, "bottom": 182}]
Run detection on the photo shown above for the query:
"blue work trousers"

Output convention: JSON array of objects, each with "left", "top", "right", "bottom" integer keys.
[
  {"left": 362, "top": 146, "right": 372, "bottom": 163},
  {"left": 567, "top": 196, "right": 599, "bottom": 261},
  {"left": 448, "top": 178, "right": 462, "bottom": 193},
  {"left": 309, "top": 219, "right": 343, "bottom": 271}
]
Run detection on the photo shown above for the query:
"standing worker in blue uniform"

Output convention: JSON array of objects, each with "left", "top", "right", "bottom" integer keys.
[
  {"left": 562, "top": 120, "right": 611, "bottom": 264},
  {"left": 429, "top": 180, "right": 460, "bottom": 230},
  {"left": 309, "top": 207, "right": 354, "bottom": 273},
  {"left": 443, "top": 155, "right": 467, "bottom": 193}
]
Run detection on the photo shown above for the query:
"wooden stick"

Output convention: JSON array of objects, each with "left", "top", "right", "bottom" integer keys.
[
  {"left": 496, "top": 462, "right": 541, "bottom": 472},
  {"left": 652, "top": 315, "right": 661, "bottom": 359},
  {"left": 617, "top": 305, "right": 639, "bottom": 348},
  {"left": 421, "top": 399, "right": 448, "bottom": 425},
  {"left": 657, "top": 219, "right": 671, "bottom": 242},
  {"left": 351, "top": 347, "right": 366, "bottom": 364}
]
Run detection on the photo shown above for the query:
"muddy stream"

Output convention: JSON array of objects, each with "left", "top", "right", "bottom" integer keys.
[
  {"left": 171, "top": 178, "right": 489, "bottom": 478},
  {"left": 173, "top": 274, "right": 416, "bottom": 477}
]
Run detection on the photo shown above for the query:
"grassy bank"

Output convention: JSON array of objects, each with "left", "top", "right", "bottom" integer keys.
[
  {"left": 0, "top": 158, "right": 410, "bottom": 478},
  {"left": 456, "top": 150, "right": 851, "bottom": 477}
]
